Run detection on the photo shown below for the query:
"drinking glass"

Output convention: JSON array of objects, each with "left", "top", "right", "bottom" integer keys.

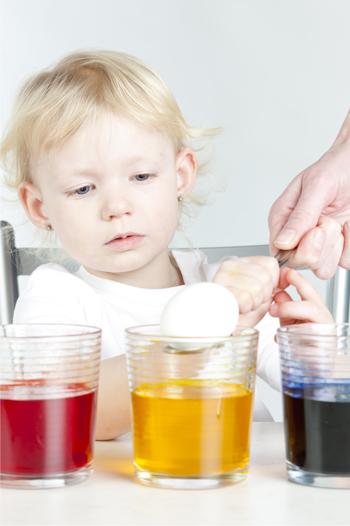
[
  {"left": 0, "top": 324, "right": 101, "bottom": 489},
  {"left": 126, "top": 324, "right": 258, "bottom": 489},
  {"left": 277, "top": 323, "right": 350, "bottom": 488}
]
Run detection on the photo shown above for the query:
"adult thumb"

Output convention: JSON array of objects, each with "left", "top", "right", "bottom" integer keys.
[{"left": 274, "top": 185, "right": 329, "bottom": 249}]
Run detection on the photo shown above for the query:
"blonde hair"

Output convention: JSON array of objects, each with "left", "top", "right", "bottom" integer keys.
[{"left": 0, "top": 49, "right": 217, "bottom": 190}]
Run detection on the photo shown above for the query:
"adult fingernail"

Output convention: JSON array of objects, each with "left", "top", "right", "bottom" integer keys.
[{"left": 275, "top": 229, "right": 297, "bottom": 247}]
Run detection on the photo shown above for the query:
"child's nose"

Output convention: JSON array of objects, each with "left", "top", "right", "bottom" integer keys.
[{"left": 101, "top": 194, "right": 133, "bottom": 220}]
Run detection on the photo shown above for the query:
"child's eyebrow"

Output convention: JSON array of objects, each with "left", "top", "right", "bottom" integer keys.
[
  {"left": 59, "top": 153, "right": 165, "bottom": 180},
  {"left": 122, "top": 153, "right": 164, "bottom": 165},
  {"left": 63, "top": 168, "right": 100, "bottom": 179}
]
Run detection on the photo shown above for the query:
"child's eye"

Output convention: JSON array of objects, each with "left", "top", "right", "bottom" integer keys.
[
  {"left": 133, "top": 173, "right": 154, "bottom": 182},
  {"left": 72, "top": 184, "right": 95, "bottom": 196}
]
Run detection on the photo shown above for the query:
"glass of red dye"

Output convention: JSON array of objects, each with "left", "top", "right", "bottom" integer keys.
[
  {"left": 0, "top": 324, "right": 101, "bottom": 489},
  {"left": 277, "top": 323, "right": 350, "bottom": 489}
]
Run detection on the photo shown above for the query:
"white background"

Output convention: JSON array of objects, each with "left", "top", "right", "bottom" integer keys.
[{"left": 1, "top": 0, "right": 350, "bottom": 419}]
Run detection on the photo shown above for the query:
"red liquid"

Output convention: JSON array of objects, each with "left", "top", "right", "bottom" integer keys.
[{"left": 0, "top": 381, "right": 96, "bottom": 476}]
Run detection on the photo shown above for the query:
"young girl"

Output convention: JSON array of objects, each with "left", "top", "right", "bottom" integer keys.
[{"left": 0, "top": 50, "right": 333, "bottom": 439}]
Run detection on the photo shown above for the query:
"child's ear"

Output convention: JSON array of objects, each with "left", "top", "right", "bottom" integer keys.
[
  {"left": 175, "top": 148, "right": 198, "bottom": 197},
  {"left": 18, "top": 182, "right": 50, "bottom": 229}
]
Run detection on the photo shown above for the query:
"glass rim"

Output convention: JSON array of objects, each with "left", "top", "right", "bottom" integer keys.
[
  {"left": 125, "top": 323, "right": 258, "bottom": 343},
  {"left": 277, "top": 322, "right": 350, "bottom": 339},
  {"left": 0, "top": 323, "right": 101, "bottom": 341}
]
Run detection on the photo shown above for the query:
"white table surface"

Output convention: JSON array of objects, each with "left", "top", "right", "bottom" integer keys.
[{"left": 1, "top": 422, "right": 349, "bottom": 526}]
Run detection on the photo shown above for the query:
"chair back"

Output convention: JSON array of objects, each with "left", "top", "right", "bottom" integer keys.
[{"left": 1, "top": 220, "right": 349, "bottom": 324}]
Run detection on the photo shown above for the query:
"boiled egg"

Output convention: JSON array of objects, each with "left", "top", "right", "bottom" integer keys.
[{"left": 160, "top": 282, "right": 239, "bottom": 338}]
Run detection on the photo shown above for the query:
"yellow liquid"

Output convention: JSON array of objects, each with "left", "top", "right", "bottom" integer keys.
[{"left": 132, "top": 380, "right": 253, "bottom": 477}]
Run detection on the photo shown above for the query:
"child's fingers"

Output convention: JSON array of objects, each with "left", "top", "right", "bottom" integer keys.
[
  {"left": 270, "top": 291, "right": 295, "bottom": 326},
  {"left": 271, "top": 299, "right": 333, "bottom": 324},
  {"left": 276, "top": 267, "right": 291, "bottom": 291},
  {"left": 238, "top": 301, "right": 271, "bottom": 328},
  {"left": 280, "top": 268, "right": 324, "bottom": 304},
  {"left": 273, "top": 290, "right": 293, "bottom": 304},
  {"left": 217, "top": 259, "right": 276, "bottom": 301},
  {"left": 272, "top": 269, "right": 334, "bottom": 325},
  {"left": 223, "top": 282, "right": 263, "bottom": 313},
  {"left": 214, "top": 258, "right": 279, "bottom": 311},
  {"left": 246, "top": 256, "right": 279, "bottom": 289}
]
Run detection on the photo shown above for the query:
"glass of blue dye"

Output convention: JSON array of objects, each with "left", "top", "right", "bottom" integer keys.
[{"left": 277, "top": 323, "right": 350, "bottom": 489}]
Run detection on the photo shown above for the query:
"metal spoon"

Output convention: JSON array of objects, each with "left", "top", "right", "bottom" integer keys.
[{"left": 274, "top": 248, "right": 297, "bottom": 268}]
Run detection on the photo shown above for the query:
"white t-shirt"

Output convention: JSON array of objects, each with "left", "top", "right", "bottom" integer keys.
[{"left": 14, "top": 249, "right": 281, "bottom": 420}]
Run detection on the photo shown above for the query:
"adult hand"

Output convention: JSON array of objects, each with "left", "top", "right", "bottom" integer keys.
[{"left": 268, "top": 111, "right": 350, "bottom": 278}]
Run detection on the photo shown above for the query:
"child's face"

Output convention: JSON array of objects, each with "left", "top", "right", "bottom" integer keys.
[{"left": 22, "top": 112, "right": 197, "bottom": 280}]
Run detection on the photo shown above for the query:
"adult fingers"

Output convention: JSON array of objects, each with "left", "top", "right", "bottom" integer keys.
[
  {"left": 270, "top": 172, "right": 331, "bottom": 250},
  {"left": 287, "top": 216, "right": 343, "bottom": 278},
  {"left": 340, "top": 221, "right": 350, "bottom": 269},
  {"left": 285, "top": 227, "right": 325, "bottom": 269},
  {"left": 314, "top": 233, "right": 344, "bottom": 280},
  {"left": 268, "top": 175, "right": 303, "bottom": 254},
  {"left": 314, "top": 216, "right": 343, "bottom": 279}
]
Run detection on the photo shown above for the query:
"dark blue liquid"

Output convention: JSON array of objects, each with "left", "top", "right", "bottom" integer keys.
[{"left": 284, "top": 382, "right": 350, "bottom": 474}]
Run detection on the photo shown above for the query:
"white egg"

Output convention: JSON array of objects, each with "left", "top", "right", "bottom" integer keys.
[{"left": 160, "top": 282, "right": 239, "bottom": 338}]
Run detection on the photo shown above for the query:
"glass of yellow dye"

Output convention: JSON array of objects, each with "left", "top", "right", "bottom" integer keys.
[{"left": 126, "top": 325, "right": 258, "bottom": 489}]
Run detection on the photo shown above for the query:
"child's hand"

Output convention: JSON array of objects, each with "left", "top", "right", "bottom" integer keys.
[
  {"left": 269, "top": 267, "right": 334, "bottom": 325},
  {"left": 213, "top": 256, "right": 279, "bottom": 327}
]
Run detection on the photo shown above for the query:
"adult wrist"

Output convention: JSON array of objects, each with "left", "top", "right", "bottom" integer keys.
[{"left": 333, "top": 110, "right": 350, "bottom": 146}]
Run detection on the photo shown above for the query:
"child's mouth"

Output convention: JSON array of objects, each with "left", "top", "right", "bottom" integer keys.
[{"left": 105, "top": 233, "right": 144, "bottom": 251}]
